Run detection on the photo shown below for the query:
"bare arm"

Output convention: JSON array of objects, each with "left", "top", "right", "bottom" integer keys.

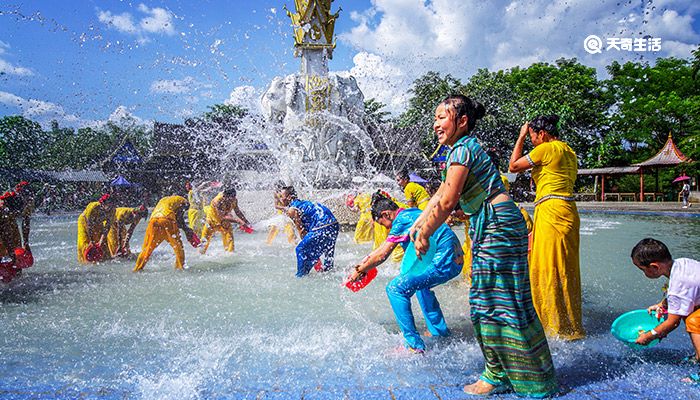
[
  {"left": 232, "top": 203, "right": 250, "bottom": 226},
  {"left": 176, "top": 206, "right": 195, "bottom": 238},
  {"left": 414, "top": 164, "right": 468, "bottom": 255},
  {"left": 284, "top": 207, "right": 306, "bottom": 237},
  {"left": 122, "top": 217, "right": 142, "bottom": 249},
  {"left": 349, "top": 241, "right": 398, "bottom": 281},
  {"left": 409, "top": 183, "right": 444, "bottom": 240},
  {"left": 509, "top": 123, "right": 532, "bottom": 173},
  {"left": 21, "top": 214, "right": 31, "bottom": 250},
  {"left": 98, "top": 211, "right": 113, "bottom": 246},
  {"left": 636, "top": 313, "right": 682, "bottom": 345}
]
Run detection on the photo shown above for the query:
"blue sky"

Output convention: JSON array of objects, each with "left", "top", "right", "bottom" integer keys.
[{"left": 1, "top": 0, "right": 699, "bottom": 128}]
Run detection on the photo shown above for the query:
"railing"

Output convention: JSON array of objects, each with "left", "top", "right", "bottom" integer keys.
[{"left": 603, "top": 192, "right": 637, "bottom": 201}]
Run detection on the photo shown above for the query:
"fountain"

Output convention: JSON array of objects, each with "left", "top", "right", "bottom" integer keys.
[
  {"left": 3, "top": 2, "right": 700, "bottom": 400},
  {"left": 258, "top": 0, "right": 376, "bottom": 188}
]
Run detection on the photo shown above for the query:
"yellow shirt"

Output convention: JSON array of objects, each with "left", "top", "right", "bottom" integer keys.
[
  {"left": 188, "top": 190, "right": 204, "bottom": 211},
  {"left": 206, "top": 192, "right": 237, "bottom": 225},
  {"left": 527, "top": 140, "right": 578, "bottom": 201},
  {"left": 403, "top": 182, "right": 430, "bottom": 208},
  {"left": 152, "top": 196, "right": 188, "bottom": 221},
  {"left": 81, "top": 201, "right": 115, "bottom": 236},
  {"left": 114, "top": 207, "right": 138, "bottom": 225},
  {"left": 354, "top": 193, "right": 371, "bottom": 214}
]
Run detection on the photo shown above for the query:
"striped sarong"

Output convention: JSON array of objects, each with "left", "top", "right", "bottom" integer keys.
[{"left": 469, "top": 200, "right": 558, "bottom": 397}]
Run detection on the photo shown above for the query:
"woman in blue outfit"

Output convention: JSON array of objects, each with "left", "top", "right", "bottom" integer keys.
[
  {"left": 277, "top": 186, "right": 339, "bottom": 277},
  {"left": 349, "top": 194, "right": 463, "bottom": 352}
]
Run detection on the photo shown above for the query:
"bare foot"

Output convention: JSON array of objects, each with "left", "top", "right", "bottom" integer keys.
[
  {"left": 423, "top": 330, "right": 433, "bottom": 337},
  {"left": 463, "top": 379, "right": 497, "bottom": 395}
]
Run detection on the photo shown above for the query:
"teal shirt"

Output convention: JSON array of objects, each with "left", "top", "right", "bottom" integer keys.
[{"left": 443, "top": 136, "right": 505, "bottom": 215}]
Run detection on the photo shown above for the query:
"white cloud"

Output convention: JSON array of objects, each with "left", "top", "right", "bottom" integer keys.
[
  {"left": 226, "top": 85, "right": 262, "bottom": 113},
  {"left": 97, "top": 10, "right": 138, "bottom": 34},
  {"left": 0, "top": 59, "right": 33, "bottom": 76},
  {"left": 0, "top": 90, "right": 90, "bottom": 127},
  {"left": 338, "top": 0, "right": 700, "bottom": 105},
  {"left": 97, "top": 3, "right": 176, "bottom": 42},
  {"left": 0, "top": 91, "right": 151, "bottom": 130},
  {"left": 137, "top": 4, "right": 176, "bottom": 35},
  {"left": 0, "top": 41, "right": 33, "bottom": 76},
  {"left": 343, "top": 52, "right": 411, "bottom": 114}
]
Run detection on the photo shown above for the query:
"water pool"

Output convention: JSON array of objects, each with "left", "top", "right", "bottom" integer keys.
[{"left": 1, "top": 213, "right": 699, "bottom": 399}]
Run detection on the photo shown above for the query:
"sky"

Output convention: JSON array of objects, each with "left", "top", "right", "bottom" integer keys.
[{"left": 0, "top": 0, "right": 699, "bottom": 129}]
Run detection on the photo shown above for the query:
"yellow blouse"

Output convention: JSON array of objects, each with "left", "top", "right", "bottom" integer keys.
[
  {"left": 114, "top": 207, "right": 138, "bottom": 225},
  {"left": 527, "top": 140, "right": 578, "bottom": 202},
  {"left": 403, "top": 182, "right": 430, "bottom": 208},
  {"left": 152, "top": 196, "right": 188, "bottom": 220}
]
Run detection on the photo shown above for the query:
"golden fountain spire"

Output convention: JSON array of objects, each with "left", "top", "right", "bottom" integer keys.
[{"left": 285, "top": 0, "right": 340, "bottom": 59}]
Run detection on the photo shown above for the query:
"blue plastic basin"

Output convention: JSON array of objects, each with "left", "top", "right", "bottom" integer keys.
[
  {"left": 401, "top": 237, "right": 437, "bottom": 275},
  {"left": 610, "top": 309, "right": 665, "bottom": 349}
]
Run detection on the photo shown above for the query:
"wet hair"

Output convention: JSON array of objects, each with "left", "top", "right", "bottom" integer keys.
[
  {"left": 273, "top": 180, "right": 287, "bottom": 191},
  {"left": 223, "top": 188, "right": 237, "bottom": 198},
  {"left": 440, "top": 94, "right": 486, "bottom": 134},
  {"left": 281, "top": 186, "right": 297, "bottom": 199},
  {"left": 395, "top": 169, "right": 409, "bottom": 181},
  {"left": 630, "top": 238, "right": 672, "bottom": 266},
  {"left": 529, "top": 115, "right": 560, "bottom": 137},
  {"left": 371, "top": 197, "right": 399, "bottom": 221}
]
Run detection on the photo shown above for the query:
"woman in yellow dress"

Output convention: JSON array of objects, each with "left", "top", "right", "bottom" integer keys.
[
  {"left": 395, "top": 170, "right": 430, "bottom": 210},
  {"left": 509, "top": 115, "right": 584, "bottom": 340},
  {"left": 77, "top": 194, "right": 116, "bottom": 263},
  {"left": 351, "top": 192, "right": 374, "bottom": 244},
  {"left": 200, "top": 188, "right": 251, "bottom": 254},
  {"left": 266, "top": 182, "right": 298, "bottom": 245},
  {"left": 133, "top": 195, "right": 197, "bottom": 271},
  {"left": 369, "top": 191, "right": 404, "bottom": 262},
  {"left": 107, "top": 206, "right": 148, "bottom": 257},
  {"left": 185, "top": 181, "right": 206, "bottom": 236}
]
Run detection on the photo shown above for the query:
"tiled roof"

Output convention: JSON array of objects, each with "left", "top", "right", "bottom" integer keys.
[{"left": 634, "top": 133, "right": 691, "bottom": 167}]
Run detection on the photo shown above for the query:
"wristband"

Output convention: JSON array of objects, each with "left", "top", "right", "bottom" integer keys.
[{"left": 650, "top": 328, "right": 659, "bottom": 337}]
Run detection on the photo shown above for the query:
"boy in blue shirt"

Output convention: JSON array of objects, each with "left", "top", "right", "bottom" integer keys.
[
  {"left": 278, "top": 186, "right": 339, "bottom": 277},
  {"left": 349, "top": 194, "right": 463, "bottom": 352}
]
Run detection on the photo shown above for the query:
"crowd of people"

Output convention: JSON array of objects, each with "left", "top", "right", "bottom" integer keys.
[{"left": 1, "top": 94, "right": 699, "bottom": 395}]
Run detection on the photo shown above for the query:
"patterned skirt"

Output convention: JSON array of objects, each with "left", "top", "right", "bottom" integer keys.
[{"left": 469, "top": 200, "right": 558, "bottom": 397}]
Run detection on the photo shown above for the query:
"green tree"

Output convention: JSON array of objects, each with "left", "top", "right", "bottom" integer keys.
[
  {"left": 397, "top": 72, "right": 467, "bottom": 154},
  {"left": 605, "top": 58, "right": 700, "bottom": 164},
  {"left": 508, "top": 58, "right": 612, "bottom": 165},
  {"left": 464, "top": 68, "right": 523, "bottom": 167},
  {"left": 363, "top": 98, "right": 391, "bottom": 125},
  {"left": 0, "top": 115, "right": 47, "bottom": 169},
  {"left": 692, "top": 45, "right": 700, "bottom": 80},
  {"left": 203, "top": 104, "right": 248, "bottom": 125}
]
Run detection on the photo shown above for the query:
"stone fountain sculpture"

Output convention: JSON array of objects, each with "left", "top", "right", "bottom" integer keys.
[{"left": 260, "top": 0, "right": 375, "bottom": 187}]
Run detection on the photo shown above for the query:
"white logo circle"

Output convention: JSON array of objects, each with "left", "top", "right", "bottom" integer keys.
[{"left": 583, "top": 35, "right": 603, "bottom": 54}]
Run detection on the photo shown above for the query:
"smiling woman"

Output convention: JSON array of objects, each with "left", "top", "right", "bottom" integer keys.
[{"left": 411, "top": 94, "right": 558, "bottom": 397}]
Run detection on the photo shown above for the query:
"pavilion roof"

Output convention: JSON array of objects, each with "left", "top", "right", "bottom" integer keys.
[
  {"left": 578, "top": 166, "right": 641, "bottom": 175},
  {"left": 633, "top": 132, "right": 691, "bottom": 167}
]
